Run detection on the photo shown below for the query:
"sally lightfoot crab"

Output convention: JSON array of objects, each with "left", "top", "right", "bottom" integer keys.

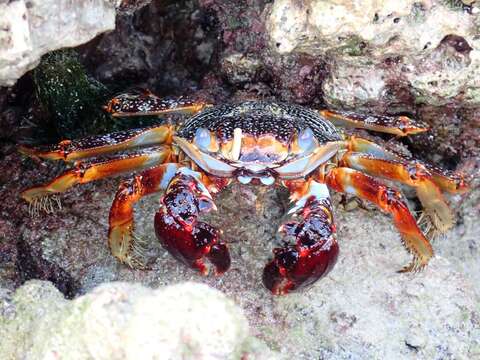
[{"left": 19, "top": 91, "right": 468, "bottom": 294}]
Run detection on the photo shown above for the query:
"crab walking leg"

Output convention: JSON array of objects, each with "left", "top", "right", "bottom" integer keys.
[
  {"left": 19, "top": 125, "right": 173, "bottom": 162},
  {"left": 345, "top": 136, "right": 469, "bottom": 193},
  {"left": 318, "top": 110, "right": 429, "bottom": 136},
  {"left": 154, "top": 168, "right": 231, "bottom": 275},
  {"left": 21, "top": 146, "right": 172, "bottom": 212},
  {"left": 108, "top": 163, "right": 181, "bottom": 268},
  {"left": 325, "top": 167, "right": 433, "bottom": 272},
  {"left": 263, "top": 180, "right": 339, "bottom": 295},
  {"left": 341, "top": 152, "right": 455, "bottom": 232},
  {"left": 345, "top": 136, "right": 400, "bottom": 160},
  {"left": 104, "top": 90, "right": 212, "bottom": 117}
]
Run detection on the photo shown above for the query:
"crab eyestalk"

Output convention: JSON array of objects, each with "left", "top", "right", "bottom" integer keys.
[
  {"left": 154, "top": 168, "right": 231, "bottom": 275},
  {"left": 263, "top": 181, "right": 339, "bottom": 294}
]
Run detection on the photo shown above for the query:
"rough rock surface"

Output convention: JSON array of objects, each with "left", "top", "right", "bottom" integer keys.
[
  {"left": 0, "top": 0, "right": 479, "bottom": 359},
  {"left": 0, "top": 0, "right": 120, "bottom": 86},
  {"left": 0, "top": 281, "right": 274, "bottom": 359},
  {"left": 0, "top": 142, "right": 478, "bottom": 358},
  {"left": 267, "top": 0, "right": 480, "bottom": 109}
]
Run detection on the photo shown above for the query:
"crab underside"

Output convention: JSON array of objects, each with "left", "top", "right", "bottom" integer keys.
[{"left": 19, "top": 90, "right": 468, "bottom": 295}]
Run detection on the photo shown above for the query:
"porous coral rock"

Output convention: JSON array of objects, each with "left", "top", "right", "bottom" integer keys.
[
  {"left": 0, "top": 281, "right": 274, "bottom": 359},
  {"left": 267, "top": 0, "right": 480, "bottom": 108},
  {"left": 267, "top": 0, "right": 476, "bottom": 57},
  {"left": 0, "top": 1, "right": 479, "bottom": 359}
]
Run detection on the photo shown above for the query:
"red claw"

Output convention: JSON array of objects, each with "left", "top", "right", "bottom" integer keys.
[
  {"left": 154, "top": 172, "right": 231, "bottom": 275},
  {"left": 263, "top": 198, "right": 339, "bottom": 295},
  {"left": 263, "top": 241, "right": 339, "bottom": 295},
  {"left": 206, "top": 243, "right": 231, "bottom": 275}
]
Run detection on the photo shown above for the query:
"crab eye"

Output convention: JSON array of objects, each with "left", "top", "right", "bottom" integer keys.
[
  {"left": 194, "top": 128, "right": 211, "bottom": 151},
  {"left": 298, "top": 128, "right": 315, "bottom": 152}
]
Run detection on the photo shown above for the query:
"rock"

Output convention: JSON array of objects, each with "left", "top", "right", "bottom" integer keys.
[
  {"left": 2, "top": 146, "right": 479, "bottom": 358},
  {"left": 80, "top": 1, "right": 221, "bottom": 93},
  {"left": 0, "top": 0, "right": 119, "bottom": 86},
  {"left": 0, "top": 281, "right": 275, "bottom": 359},
  {"left": 322, "top": 57, "right": 392, "bottom": 111},
  {"left": 268, "top": 0, "right": 469, "bottom": 55},
  {"left": 1, "top": 0, "right": 479, "bottom": 358},
  {"left": 221, "top": 53, "right": 264, "bottom": 85},
  {"left": 117, "top": 0, "right": 152, "bottom": 15},
  {"left": 266, "top": 0, "right": 480, "bottom": 109}
]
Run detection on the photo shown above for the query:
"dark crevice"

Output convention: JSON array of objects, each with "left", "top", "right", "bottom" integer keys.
[{"left": 16, "top": 238, "right": 79, "bottom": 299}]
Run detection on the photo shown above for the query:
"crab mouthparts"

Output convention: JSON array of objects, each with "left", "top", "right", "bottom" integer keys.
[{"left": 235, "top": 167, "right": 276, "bottom": 185}]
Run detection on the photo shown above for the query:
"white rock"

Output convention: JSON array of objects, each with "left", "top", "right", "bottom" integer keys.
[
  {"left": 0, "top": 281, "right": 275, "bottom": 359},
  {"left": 0, "top": 0, "right": 120, "bottom": 86},
  {"left": 267, "top": 0, "right": 480, "bottom": 107},
  {"left": 267, "top": 0, "right": 475, "bottom": 56}
]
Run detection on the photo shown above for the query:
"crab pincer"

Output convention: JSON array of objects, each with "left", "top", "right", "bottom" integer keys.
[
  {"left": 154, "top": 168, "right": 231, "bottom": 275},
  {"left": 263, "top": 181, "right": 339, "bottom": 295}
]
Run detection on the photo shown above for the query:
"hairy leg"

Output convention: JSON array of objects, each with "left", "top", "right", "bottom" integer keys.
[
  {"left": 325, "top": 167, "right": 433, "bottom": 272},
  {"left": 340, "top": 135, "right": 469, "bottom": 237},
  {"left": 340, "top": 152, "right": 455, "bottom": 233},
  {"left": 345, "top": 136, "right": 469, "bottom": 194},
  {"left": 22, "top": 146, "right": 172, "bottom": 215},
  {"left": 108, "top": 163, "right": 182, "bottom": 268}
]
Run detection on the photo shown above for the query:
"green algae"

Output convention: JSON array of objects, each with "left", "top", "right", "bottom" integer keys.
[
  {"left": 32, "top": 50, "right": 165, "bottom": 142},
  {"left": 33, "top": 49, "right": 115, "bottom": 139},
  {"left": 334, "top": 36, "right": 367, "bottom": 57}
]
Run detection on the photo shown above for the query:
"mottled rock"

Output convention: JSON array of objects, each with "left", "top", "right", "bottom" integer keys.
[
  {"left": 81, "top": 1, "right": 220, "bottom": 93},
  {"left": 267, "top": 0, "right": 480, "bottom": 108},
  {"left": 322, "top": 57, "right": 392, "bottom": 111},
  {"left": 0, "top": 281, "right": 274, "bottom": 359},
  {"left": 0, "top": 0, "right": 119, "bottom": 86},
  {"left": 221, "top": 53, "right": 264, "bottom": 85},
  {"left": 263, "top": 53, "right": 327, "bottom": 104},
  {"left": 1, "top": 145, "right": 478, "bottom": 358},
  {"left": 268, "top": 0, "right": 474, "bottom": 55},
  {"left": 0, "top": 0, "right": 479, "bottom": 359},
  {"left": 117, "top": 0, "right": 152, "bottom": 15}
]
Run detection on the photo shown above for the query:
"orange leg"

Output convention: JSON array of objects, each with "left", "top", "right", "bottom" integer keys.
[
  {"left": 19, "top": 125, "right": 174, "bottom": 162},
  {"left": 108, "top": 163, "right": 182, "bottom": 268},
  {"left": 345, "top": 136, "right": 469, "bottom": 194},
  {"left": 22, "top": 145, "right": 172, "bottom": 215},
  {"left": 319, "top": 109, "right": 429, "bottom": 136},
  {"left": 104, "top": 89, "right": 212, "bottom": 117},
  {"left": 345, "top": 136, "right": 400, "bottom": 160},
  {"left": 325, "top": 167, "right": 433, "bottom": 272},
  {"left": 341, "top": 152, "right": 456, "bottom": 233}
]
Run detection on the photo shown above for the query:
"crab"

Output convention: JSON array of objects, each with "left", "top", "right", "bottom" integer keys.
[{"left": 19, "top": 90, "right": 468, "bottom": 295}]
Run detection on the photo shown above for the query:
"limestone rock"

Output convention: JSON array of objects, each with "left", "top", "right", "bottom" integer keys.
[
  {"left": 0, "top": 0, "right": 119, "bottom": 86},
  {"left": 0, "top": 281, "right": 274, "bottom": 359},
  {"left": 267, "top": 0, "right": 480, "bottom": 108}
]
